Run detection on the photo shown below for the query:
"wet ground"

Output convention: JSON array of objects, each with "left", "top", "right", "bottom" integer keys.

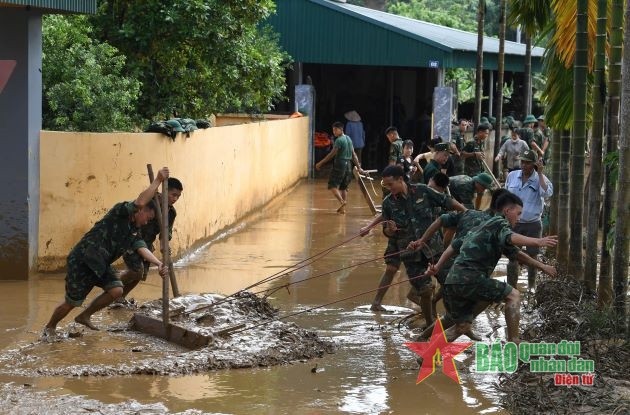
[{"left": 0, "top": 179, "right": 519, "bottom": 414}]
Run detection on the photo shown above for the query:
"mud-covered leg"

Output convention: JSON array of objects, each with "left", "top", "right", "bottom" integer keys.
[
  {"left": 371, "top": 264, "right": 399, "bottom": 312},
  {"left": 504, "top": 288, "right": 521, "bottom": 343},
  {"left": 75, "top": 286, "right": 123, "bottom": 330}
]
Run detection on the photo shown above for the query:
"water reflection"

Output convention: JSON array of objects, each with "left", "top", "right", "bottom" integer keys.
[{"left": 0, "top": 179, "right": 518, "bottom": 414}]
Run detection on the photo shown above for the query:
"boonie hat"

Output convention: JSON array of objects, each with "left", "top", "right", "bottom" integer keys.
[
  {"left": 523, "top": 114, "right": 537, "bottom": 124},
  {"left": 473, "top": 172, "right": 494, "bottom": 189},
  {"left": 519, "top": 149, "right": 538, "bottom": 162}
]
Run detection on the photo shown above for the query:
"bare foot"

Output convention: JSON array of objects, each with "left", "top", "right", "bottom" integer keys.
[
  {"left": 370, "top": 304, "right": 386, "bottom": 312},
  {"left": 464, "top": 329, "right": 482, "bottom": 341},
  {"left": 41, "top": 327, "right": 57, "bottom": 341},
  {"left": 336, "top": 202, "right": 347, "bottom": 214},
  {"left": 74, "top": 315, "right": 99, "bottom": 331}
]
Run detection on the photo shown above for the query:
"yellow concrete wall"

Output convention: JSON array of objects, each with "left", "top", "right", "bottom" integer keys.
[{"left": 38, "top": 117, "right": 309, "bottom": 271}]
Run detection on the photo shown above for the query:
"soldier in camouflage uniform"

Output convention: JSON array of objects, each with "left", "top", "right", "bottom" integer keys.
[
  {"left": 385, "top": 126, "right": 404, "bottom": 166},
  {"left": 44, "top": 168, "right": 171, "bottom": 335},
  {"left": 117, "top": 177, "right": 184, "bottom": 303},
  {"left": 316, "top": 122, "right": 363, "bottom": 213},
  {"left": 409, "top": 189, "right": 510, "bottom": 340},
  {"left": 447, "top": 172, "right": 494, "bottom": 209},
  {"left": 362, "top": 171, "right": 450, "bottom": 312},
  {"left": 379, "top": 165, "right": 465, "bottom": 326},
  {"left": 426, "top": 192, "right": 557, "bottom": 343},
  {"left": 461, "top": 124, "right": 489, "bottom": 176},
  {"left": 521, "top": 114, "right": 543, "bottom": 158},
  {"left": 450, "top": 119, "right": 469, "bottom": 175},
  {"left": 422, "top": 142, "right": 450, "bottom": 184}
]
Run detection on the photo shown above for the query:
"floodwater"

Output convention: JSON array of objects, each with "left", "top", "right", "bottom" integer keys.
[{"left": 0, "top": 179, "right": 518, "bottom": 414}]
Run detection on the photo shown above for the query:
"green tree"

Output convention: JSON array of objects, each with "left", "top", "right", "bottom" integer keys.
[
  {"left": 473, "top": 0, "right": 485, "bottom": 125},
  {"left": 42, "top": 15, "right": 141, "bottom": 132},
  {"left": 492, "top": 0, "right": 507, "bottom": 177},
  {"left": 584, "top": 0, "right": 607, "bottom": 293},
  {"left": 91, "top": 0, "right": 289, "bottom": 120},
  {"left": 567, "top": 0, "right": 588, "bottom": 281},
  {"left": 387, "top": 0, "right": 501, "bottom": 35},
  {"left": 599, "top": 0, "right": 624, "bottom": 306},
  {"left": 507, "top": 0, "right": 551, "bottom": 116},
  {"left": 611, "top": 0, "right": 628, "bottom": 319}
]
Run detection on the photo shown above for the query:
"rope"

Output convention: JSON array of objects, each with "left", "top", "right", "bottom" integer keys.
[
  {"left": 185, "top": 229, "right": 373, "bottom": 312},
  {"left": 227, "top": 270, "right": 432, "bottom": 336},
  {"left": 255, "top": 247, "right": 409, "bottom": 298}
]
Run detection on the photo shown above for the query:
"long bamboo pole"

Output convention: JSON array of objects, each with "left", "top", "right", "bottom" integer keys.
[
  {"left": 147, "top": 164, "right": 180, "bottom": 297},
  {"left": 161, "top": 177, "right": 170, "bottom": 326}
]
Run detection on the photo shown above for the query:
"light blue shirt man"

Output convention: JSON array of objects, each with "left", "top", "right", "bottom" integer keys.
[{"left": 505, "top": 167, "right": 553, "bottom": 223}]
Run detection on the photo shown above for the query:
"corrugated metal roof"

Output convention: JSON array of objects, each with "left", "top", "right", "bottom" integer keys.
[
  {"left": 268, "top": 0, "right": 543, "bottom": 71},
  {"left": 0, "top": 0, "right": 96, "bottom": 13},
  {"left": 330, "top": 0, "right": 544, "bottom": 57}
]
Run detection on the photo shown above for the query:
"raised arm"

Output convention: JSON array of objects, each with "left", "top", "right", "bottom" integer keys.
[{"left": 135, "top": 167, "right": 169, "bottom": 207}]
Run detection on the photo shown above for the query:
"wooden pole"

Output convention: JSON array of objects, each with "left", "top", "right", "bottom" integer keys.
[
  {"left": 481, "top": 159, "right": 502, "bottom": 188},
  {"left": 161, "top": 177, "right": 170, "bottom": 326},
  {"left": 147, "top": 164, "right": 180, "bottom": 297}
]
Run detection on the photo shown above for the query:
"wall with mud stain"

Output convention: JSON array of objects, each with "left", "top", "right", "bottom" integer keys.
[{"left": 37, "top": 116, "right": 309, "bottom": 271}]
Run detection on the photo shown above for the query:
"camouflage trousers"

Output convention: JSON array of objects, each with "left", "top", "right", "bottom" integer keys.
[
  {"left": 443, "top": 279, "right": 512, "bottom": 323},
  {"left": 65, "top": 252, "right": 122, "bottom": 307},
  {"left": 327, "top": 160, "right": 352, "bottom": 190}
]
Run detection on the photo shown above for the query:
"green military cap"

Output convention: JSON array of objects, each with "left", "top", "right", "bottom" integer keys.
[
  {"left": 519, "top": 149, "right": 538, "bottom": 162},
  {"left": 473, "top": 172, "right": 494, "bottom": 189},
  {"left": 480, "top": 116, "right": 489, "bottom": 123},
  {"left": 523, "top": 114, "right": 537, "bottom": 124},
  {"left": 434, "top": 142, "right": 449, "bottom": 152},
  {"left": 488, "top": 116, "right": 496, "bottom": 125}
]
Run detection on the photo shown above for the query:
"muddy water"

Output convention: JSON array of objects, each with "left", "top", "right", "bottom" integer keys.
[{"left": 0, "top": 179, "right": 521, "bottom": 414}]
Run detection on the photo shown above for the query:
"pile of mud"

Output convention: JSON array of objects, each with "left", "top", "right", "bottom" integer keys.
[
  {"left": 0, "top": 383, "right": 206, "bottom": 415},
  {"left": 0, "top": 292, "right": 335, "bottom": 377},
  {"left": 497, "top": 278, "right": 629, "bottom": 414}
]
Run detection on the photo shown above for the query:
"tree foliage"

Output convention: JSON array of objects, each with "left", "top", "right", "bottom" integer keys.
[
  {"left": 90, "top": 0, "right": 290, "bottom": 120},
  {"left": 387, "top": 0, "right": 500, "bottom": 35},
  {"left": 42, "top": 15, "right": 141, "bottom": 132}
]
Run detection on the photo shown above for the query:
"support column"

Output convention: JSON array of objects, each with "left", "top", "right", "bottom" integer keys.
[{"left": 0, "top": 9, "right": 42, "bottom": 279}]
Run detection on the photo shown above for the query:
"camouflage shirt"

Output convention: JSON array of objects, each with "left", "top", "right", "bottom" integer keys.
[
  {"left": 71, "top": 201, "right": 148, "bottom": 275},
  {"left": 448, "top": 175, "right": 476, "bottom": 209},
  {"left": 463, "top": 139, "right": 485, "bottom": 176},
  {"left": 382, "top": 183, "right": 455, "bottom": 258},
  {"left": 451, "top": 130, "right": 465, "bottom": 175},
  {"left": 139, "top": 204, "right": 177, "bottom": 251},
  {"left": 445, "top": 215, "right": 520, "bottom": 285},
  {"left": 389, "top": 138, "right": 404, "bottom": 163},
  {"left": 423, "top": 159, "right": 441, "bottom": 184},
  {"left": 440, "top": 209, "right": 494, "bottom": 246}
]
